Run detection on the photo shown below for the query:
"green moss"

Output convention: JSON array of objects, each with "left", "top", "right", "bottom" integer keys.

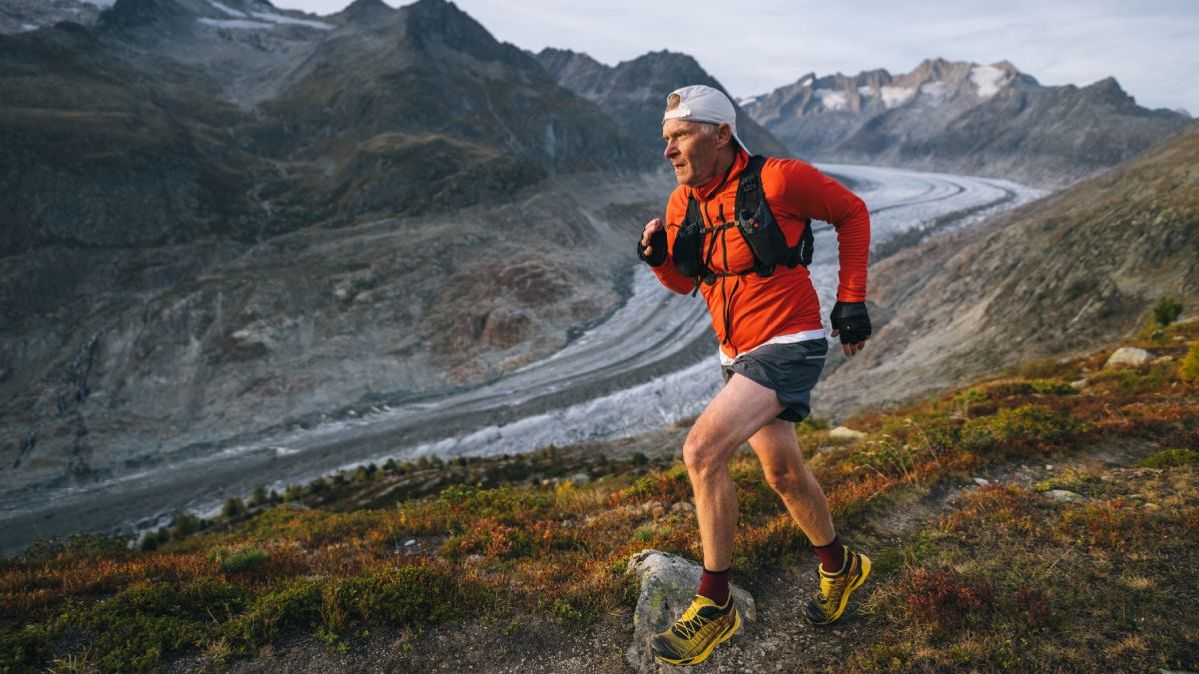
[
  {"left": 1028, "top": 379, "right": 1078, "bottom": 395},
  {"left": 40, "top": 577, "right": 245, "bottom": 673},
  {"left": 322, "top": 566, "right": 467, "bottom": 630},
  {"left": 1035, "top": 468, "right": 1111, "bottom": 497},
  {"left": 1088, "top": 361, "right": 1177, "bottom": 395},
  {"left": 1136, "top": 448, "right": 1199, "bottom": 469}
]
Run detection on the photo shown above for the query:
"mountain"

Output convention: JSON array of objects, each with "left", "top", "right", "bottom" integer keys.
[
  {"left": 0, "top": 0, "right": 670, "bottom": 498},
  {"left": 814, "top": 121, "right": 1199, "bottom": 418},
  {"left": 742, "top": 58, "right": 1192, "bottom": 187},
  {"left": 245, "top": 0, "right": 652, "bottom": 225},
  {"left": 535, "top": 47, "right": 791, "bottom": 159},
  {"left": 0, "top": 0, "right": 106, "bottom": 34}
]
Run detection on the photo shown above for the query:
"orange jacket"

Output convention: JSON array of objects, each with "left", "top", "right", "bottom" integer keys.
[{"left": 651, "top": 150, "right": 870, "bottom": 360}]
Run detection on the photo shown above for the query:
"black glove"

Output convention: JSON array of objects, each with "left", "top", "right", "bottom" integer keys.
[
  {"left": 830, "top": 301, "right": 872, "bottom": 344},
  {"left": 637, "top": 228, "right": 667, "bottom": 267}
]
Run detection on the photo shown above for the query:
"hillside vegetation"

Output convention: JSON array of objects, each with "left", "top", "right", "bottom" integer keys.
[{"left": 2, "top": 318, "right": 1197, "bottom": 673}]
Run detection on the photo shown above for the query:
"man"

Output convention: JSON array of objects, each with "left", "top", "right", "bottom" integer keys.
[{"left": 636, "top": 84, "right": 873, "bottom": 666}]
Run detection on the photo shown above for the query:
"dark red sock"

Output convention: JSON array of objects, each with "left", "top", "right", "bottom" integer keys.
[
  {"left": 697, "top": 567, "right": 731, "bottom": 606},
  {"left": 814, "top": 534, "right": 846, "bottom": 574}
]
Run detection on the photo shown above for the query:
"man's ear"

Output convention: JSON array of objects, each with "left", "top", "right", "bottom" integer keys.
[{"left": 717, "top": 123, "right": 733, "bottom": 149}]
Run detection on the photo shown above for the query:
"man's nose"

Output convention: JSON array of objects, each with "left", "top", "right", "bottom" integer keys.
[{"left": 663, "top": 140, "right": 678, "bottom": 159}]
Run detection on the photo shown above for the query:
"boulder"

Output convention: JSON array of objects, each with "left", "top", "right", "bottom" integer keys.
[
  {"left": 625, "top": 549, "right": 756, "bottom": 673},
  {"left": 1045, "top": 489, "right": 1085, "bottom": 503},
  {"left": 828, "top": 426, "right": 867, "bottom": 441},
  {"left": 1104, "top": 347, "right": 1152, "bottom": 368}
]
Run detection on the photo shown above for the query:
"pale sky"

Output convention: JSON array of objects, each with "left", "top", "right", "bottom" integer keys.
[{"left": 271, "top": 0, "right": 1199, "bottom": 115}]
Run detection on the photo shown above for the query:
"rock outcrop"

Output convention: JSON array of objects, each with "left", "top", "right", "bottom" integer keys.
[{"left": 625, "top": 549, "right": 756, "bottom": 673}]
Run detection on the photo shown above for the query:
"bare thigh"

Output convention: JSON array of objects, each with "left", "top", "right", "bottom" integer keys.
[{"left": 684, "top": 373, "right": 787, "bottom": 463}]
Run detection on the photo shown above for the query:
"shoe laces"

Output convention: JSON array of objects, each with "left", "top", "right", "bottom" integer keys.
[
  {"left": 817, "top": 556, "right": 852, "bottom": 603},
  {"left": 672, "top": 598, "right": 720, "bottom": 640}
]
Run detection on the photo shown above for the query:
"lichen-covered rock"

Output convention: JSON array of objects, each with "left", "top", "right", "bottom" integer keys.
[
  {"left": 625, "top": 549, "right": 756, "bottom": 673},
  {"left": 1045, "top": 489, "right": 1085, "bottom": 503},
  {"left": 1105, "top": 347, "right": 1153, "bottom": 368}
]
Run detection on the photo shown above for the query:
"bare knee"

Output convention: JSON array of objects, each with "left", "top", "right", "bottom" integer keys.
[
  {"left": 762, "top": 465, "right": 803, "bottom": 495},
  {"left": 683, "top": 437, "right": 728, "bottom": 481}
]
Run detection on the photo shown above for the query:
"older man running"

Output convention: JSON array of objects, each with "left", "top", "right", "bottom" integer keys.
[{"left": 636, "top": 84, "right": 874, "bottom": 666}]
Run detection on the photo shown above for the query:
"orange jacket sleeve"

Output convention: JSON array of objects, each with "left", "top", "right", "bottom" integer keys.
[
  {"left": 648, "top": 187, "right": 699, "bottom": 295},
  {"left": 768, "top": 159, "right": 871, "bottom": 303}
]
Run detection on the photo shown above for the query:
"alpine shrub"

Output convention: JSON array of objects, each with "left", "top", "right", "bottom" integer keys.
[
  {"left": 1180, "top": 341, "right": 1199, "bottom": 383},
  {"left": 1153, "top": 297, "right": 1183, "bottom": 326}
]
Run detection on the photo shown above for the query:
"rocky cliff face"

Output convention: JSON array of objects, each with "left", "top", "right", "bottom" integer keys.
[
  {"left": 0, "top": 0, "right": 671, "bottom": 496},
  {"left": 815, "top": 122, "right": 1199, "bottom": 419},
  {"left": 535, "top": 47, "right": 791, "bottom": 159},
  {"left": 742, "top": 58, "right": 1192, "bottom": 187}
]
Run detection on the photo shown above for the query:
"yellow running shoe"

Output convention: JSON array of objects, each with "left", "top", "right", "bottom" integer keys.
[
  {"left": 804, "top": 546, "right": 871, "bottom": 625},
  {"left": 649, "top": 594, "right": 742, "bottom": 666}
]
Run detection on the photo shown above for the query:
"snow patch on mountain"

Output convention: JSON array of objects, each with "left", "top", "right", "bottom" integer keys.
[
  {"left": 198, "top": 17, "right": 272, "bottom": 28},
  {"left": 815, "top": 89, "right": 848, "bottom": 111},
  {"left": 248, "top": 10, "right": 334, "bottom": 30},
  {"left": 971, "top": 65, "right": 1006, "bottom": 98},
  {"left": 920, "top": 81, "right": 948, "bottom": 101},
  {"left": 208, "top": 0, "right": 247, "bottom": 18},
  {"left": 880, "top": 85, "right": 916, "bottom": 108}
]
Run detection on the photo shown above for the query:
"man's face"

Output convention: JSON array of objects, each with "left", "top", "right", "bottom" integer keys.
[{"left": 662, "top": 118, "right": 724, "bottom": 187}]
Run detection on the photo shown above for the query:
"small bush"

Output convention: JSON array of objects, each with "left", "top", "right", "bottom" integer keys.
[
  {"left": 222, "top": 498, "right": 246, "bottom": 518},
  {"left": 902, "top": 568, "right": 995, "bottom": 635},
  {"left": 1136, "top": 447, "right": 1199, "bottom": 469},
  {"left": 223, "top": 579, "right": 322, "bottom": 650},
  {"left": 250, "top": 485, "right": 268, "bottom": 507},
  {"left": 1153, "top": 297, "right": 1183, "bottom": 326},
  {"left": 208, "top": 546, "right": 268, "bottom": 573},
  {"left": 960, "top": 404, "right": 1082, "bottom": 454},
  {"left": 171, "top": 514, "right": 202, "bottom": 539},
  {"left": 1180, "top": 341, "right": 1199, "bottom": 383}
]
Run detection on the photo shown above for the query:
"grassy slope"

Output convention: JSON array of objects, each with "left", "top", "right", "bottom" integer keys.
[{"left": 2, "top": 319, "right": 1197, "bottom": 674}]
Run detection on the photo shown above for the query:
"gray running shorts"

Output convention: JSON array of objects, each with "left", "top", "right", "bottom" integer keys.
[{"left": 720, "top": 338, "right": 828, "bottom": 422}]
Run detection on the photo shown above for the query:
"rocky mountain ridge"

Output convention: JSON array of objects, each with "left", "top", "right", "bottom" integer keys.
[
  {"left": 815, "top": 120, "right": 1199, "bottom": 418},
  {"left": 742, "top": 57, "right": 1192, "bottom": 187},
  {"left": 535, "top": 47, "right": 791, "bottom": 157},
  {"left": 0, "top": 0, "right": 670, "bottom": 498}
]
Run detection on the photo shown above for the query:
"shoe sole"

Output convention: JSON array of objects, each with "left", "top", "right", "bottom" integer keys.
[
  {"left": 652, "top": 608, "right": 742, "bottom": 666},
  {"left": 807, "top": 553, "right": 872, "bottom": 626}
]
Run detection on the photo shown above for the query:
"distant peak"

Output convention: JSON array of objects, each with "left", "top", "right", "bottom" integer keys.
[{"left": 337, "top": 0, "right": 391, "bottom": 21}]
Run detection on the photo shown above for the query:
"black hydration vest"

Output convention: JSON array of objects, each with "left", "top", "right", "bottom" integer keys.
[{"left": 671, "top": 155, "right": 814, "bottom": 290}]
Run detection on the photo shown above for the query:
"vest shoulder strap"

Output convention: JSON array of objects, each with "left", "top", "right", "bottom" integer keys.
[{"left": 734, "top": 155, "right": 768, "bottom": 221}]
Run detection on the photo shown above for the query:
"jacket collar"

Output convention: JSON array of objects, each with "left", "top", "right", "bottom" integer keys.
[{"left": 689, "top": 149, "right": 749, "bottom": 202}]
